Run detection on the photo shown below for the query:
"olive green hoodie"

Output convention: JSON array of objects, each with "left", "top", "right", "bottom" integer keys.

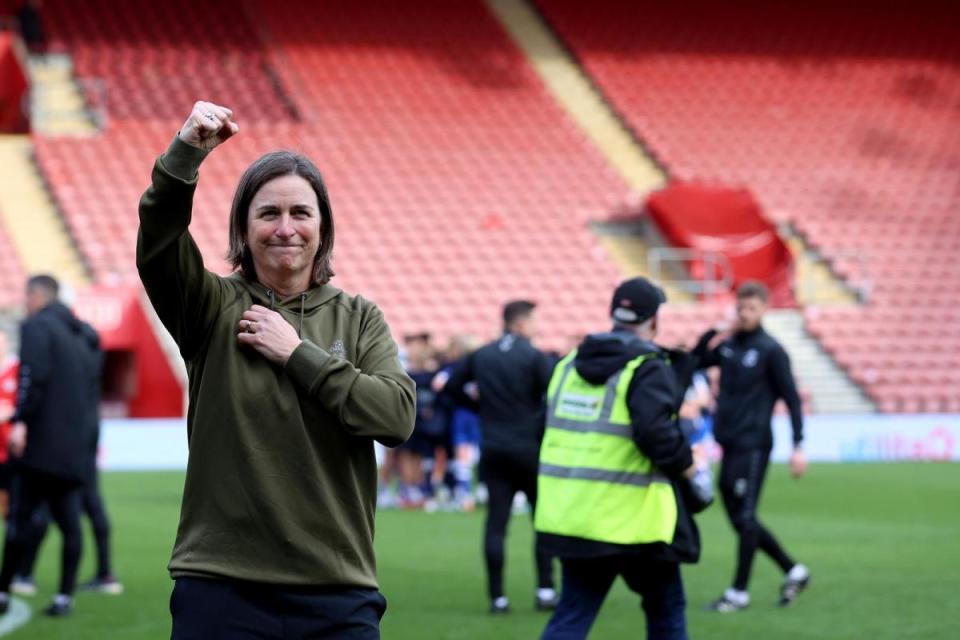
[{"left": 136, "top": 137, "right": 415, "bottom": 588}]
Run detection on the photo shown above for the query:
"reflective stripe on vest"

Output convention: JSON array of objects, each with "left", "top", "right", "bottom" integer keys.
[
  {"left": 535, "top": 351, "right": 677, "bottom": 545},
  {"left": 539, "top": 463, "right": 665, "bottom": 487}
]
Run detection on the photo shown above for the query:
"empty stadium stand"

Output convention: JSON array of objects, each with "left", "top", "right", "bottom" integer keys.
[
  {"left": 40, "top": 0, "right": 295, "bottom": 123},
  {"left": 32, "top": 0, "right": 635, "bottom": 352},
  {"left": 5, "top": 0, "right": 955, "bottom": 411},
  {"left": 537, "top": 0, "right": 960, "bottom": 411}
]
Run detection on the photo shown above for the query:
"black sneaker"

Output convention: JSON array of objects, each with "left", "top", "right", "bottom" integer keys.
[
  {"left": 778, "top": 573, "right": 811, "bottom": 607},
  {"left": 80, "top": 575, "right": 124, "bottom": 595},
  {"left": 535, "top": 591, "right": 559, "bottom": 611},
  {"left": 489, "top": 597, "right": 510, "bottom": 614},
  {"left": 43, "top": 599, "right": 73, "bottom": 617},
  {"left": 0, "top": 594, "right": 9, "bottom": 615},
  {"left": 706, "top": 591, "right": 750, "bottom": 613}
]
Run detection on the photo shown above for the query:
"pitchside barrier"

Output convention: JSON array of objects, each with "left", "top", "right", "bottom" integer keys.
[{"left": 96, "top": 415, "right": 960, "bottom": 471}]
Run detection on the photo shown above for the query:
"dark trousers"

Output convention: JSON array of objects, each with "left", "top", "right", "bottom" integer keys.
[
  {"left": 541, "top": 556, "right": 687, "bottom": 640},
  {"left": 82, "top": 473, "right": 113, "bottom": 578},
  {"left": 0, "top": 469, "right": 83, "bottom": 595},
  {"left": 14, "top": 470, "right": 113, "bottom": 580},
  {"left": 170, "top": 577, "right": 387, "bottom": 640},
  {"left": 480, "top": 449, "right": 554, "bottom": 600},
  {"left": 719, "top": 448, "right": 795, "bottom": 590}
]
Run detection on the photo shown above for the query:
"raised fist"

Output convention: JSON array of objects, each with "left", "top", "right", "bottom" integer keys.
[{"left": 178, "top": 101, "right": 240, "bottom": 151}]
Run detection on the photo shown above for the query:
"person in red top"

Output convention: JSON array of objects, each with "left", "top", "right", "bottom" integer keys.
[{"left": 0, "top": 330, "right": 18, "bottom": 516}]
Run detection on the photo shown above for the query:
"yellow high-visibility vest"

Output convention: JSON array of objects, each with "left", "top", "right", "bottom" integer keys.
[{"left": 535, "top": 351, "right": 677, "bottom": 545}]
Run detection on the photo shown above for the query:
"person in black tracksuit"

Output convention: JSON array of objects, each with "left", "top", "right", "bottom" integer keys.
[
  {"left": 446, "top": 300, "right": 557, "bottom": 614},
  {"left": 12, "top": 300, "right": 118, "bottom": 594},
  {"left": 695, "top": 282, "right": 811, "bottom": 612},
  {"left": 0, "top": 275, "right": 102, "bottom": 617}
]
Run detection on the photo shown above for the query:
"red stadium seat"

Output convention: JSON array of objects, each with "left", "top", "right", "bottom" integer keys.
[{"left": 0, "top": 215, "right": 26, "bottom": 308}]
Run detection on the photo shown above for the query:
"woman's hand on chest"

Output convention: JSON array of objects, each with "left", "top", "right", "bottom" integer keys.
[{"left": 236, "top": 304, "right": 302, "bottom": 366}]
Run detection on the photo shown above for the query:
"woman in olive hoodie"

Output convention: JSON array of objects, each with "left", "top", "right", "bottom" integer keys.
[{"left": 136, "top": 101, "right": 415, "bottom": 639}]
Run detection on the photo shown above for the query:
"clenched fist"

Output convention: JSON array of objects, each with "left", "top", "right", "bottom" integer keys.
[
  {"left": 237, "top": 305, "right": 303, "bottom": 366},
  {"left": 178, "top": 101, "right": 240, "bottom": 151}
]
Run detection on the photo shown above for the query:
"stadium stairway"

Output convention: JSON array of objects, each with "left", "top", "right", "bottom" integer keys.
[
  {"left": 485, "top": 0, "right": 692, "bottom": 299},
  {"left": 763, "top": 310, "right": 876, "bottom": 414},
  {"left": 493, "top": 0, "right": 858, "bottom": 311},
  {"left": 26, "top": 54, "right": 98, "bottom": 135},
  {"left": 0, "top": 136, "right": 89, "bottom": 289},
  {"left": 786, "top": 233, "right": 860, "bottom": 307},
  {"left": 485, "top": 0, "right": 664, "bottom": 194}
]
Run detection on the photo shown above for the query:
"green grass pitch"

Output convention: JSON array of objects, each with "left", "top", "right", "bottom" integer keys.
[{"left": 10, "top": 463, "right": 959, "bottom": 639}]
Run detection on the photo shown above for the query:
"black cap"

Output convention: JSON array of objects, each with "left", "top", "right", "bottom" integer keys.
[{"left": 610, "top": 277, "right": 666, "bottom": 325}]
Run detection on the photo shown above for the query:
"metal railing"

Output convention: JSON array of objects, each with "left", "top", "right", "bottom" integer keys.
[{"left": 646, "top": 247, "right": 734, "bottom": 297}]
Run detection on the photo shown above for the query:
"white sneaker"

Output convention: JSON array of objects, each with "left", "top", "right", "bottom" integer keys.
[
  {"left": 787, "top": 563, "right": 810, "bottom": 582},
  {"left": 780, "top": 565, "right": 811, "bottom": 607},
  {"left": 10, "top": 577, "right": 36, "bottom": 597},
  {"left": 536, "top": 588, "right": 559, "bottom": 611},
  {"left": 490, "top": 596, "right": 510, "bottom": 614},
  {"left": 707, "top": 588, "right": 750, "bottom": 612}
]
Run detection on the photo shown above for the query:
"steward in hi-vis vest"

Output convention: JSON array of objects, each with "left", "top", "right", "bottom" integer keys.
[
  {"left": 537, "top": 277, "right": 707, "bottom": 640},
  {"left": 536, "top": 350, "right": 677, "bottom": 546}
]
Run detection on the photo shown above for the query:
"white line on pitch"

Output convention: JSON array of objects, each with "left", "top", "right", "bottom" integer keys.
[{"left": 0, "top": 599, "right": 32, "bottom": 636}]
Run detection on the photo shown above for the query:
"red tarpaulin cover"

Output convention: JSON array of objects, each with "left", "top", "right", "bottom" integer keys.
[
  {"left": 0, "top": 32, "right": 28, "bottom": 133},
  {"left": 646, "top": 182, "right": 795, "bottom": 307}
]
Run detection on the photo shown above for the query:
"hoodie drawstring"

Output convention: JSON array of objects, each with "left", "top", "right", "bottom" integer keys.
[
  {"left": 264, "top": 288, "right": 307, "bottom": 337},
  {"left": 298, "top": 293, "right": 307, "bottom": 338}
]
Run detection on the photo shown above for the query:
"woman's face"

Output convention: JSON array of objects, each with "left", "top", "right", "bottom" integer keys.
[{"left": 246, "top": 174, "right": 321, "bottom": 283}]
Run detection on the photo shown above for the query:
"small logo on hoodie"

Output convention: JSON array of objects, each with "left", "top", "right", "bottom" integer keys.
[{"left": 329, "top": 340, "right": 346, "bottom": 359}]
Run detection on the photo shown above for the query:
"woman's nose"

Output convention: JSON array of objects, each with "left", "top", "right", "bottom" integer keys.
[{"left": 275, "top": 214, "right": 296, "bottom": 237}]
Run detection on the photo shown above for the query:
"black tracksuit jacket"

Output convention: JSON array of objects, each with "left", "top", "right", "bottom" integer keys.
[
  {"left": 695, "top": 326, "right": 804, "bottom": 452},
  {"left": 12, "top": 301, "right": 103, "bottom": 482},
  {"left": 445, "top": 333, "right": 554, "bottom": 459}
]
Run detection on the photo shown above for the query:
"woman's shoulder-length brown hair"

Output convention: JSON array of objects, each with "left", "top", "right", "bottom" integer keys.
[{"left": 226, "top": 151, "right": 335, "bottom": 286}]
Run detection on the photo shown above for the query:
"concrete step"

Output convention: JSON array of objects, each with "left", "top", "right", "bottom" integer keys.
[
  {"left": 786, "top": 234, "right": 859, "bottom": 306},
  {"left": 763, "top": 310, "right": 876, "bottom": 414},
  {"left": 27, "top": 54, "right": 96, "bottom": 136},
  {"left": 0, "top": 136, "right": 89, "bottom": 287}
]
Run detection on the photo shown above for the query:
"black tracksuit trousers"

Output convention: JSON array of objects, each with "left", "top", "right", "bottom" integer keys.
[
  {"left": 718, "top": 449, "right": 796, "bottom": 590},
  {"left": 480, "top": 448, "right": 555, "bottom": 600},
  {"left": 0, "top": 470, "right": 83, "bottom": 596}
]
